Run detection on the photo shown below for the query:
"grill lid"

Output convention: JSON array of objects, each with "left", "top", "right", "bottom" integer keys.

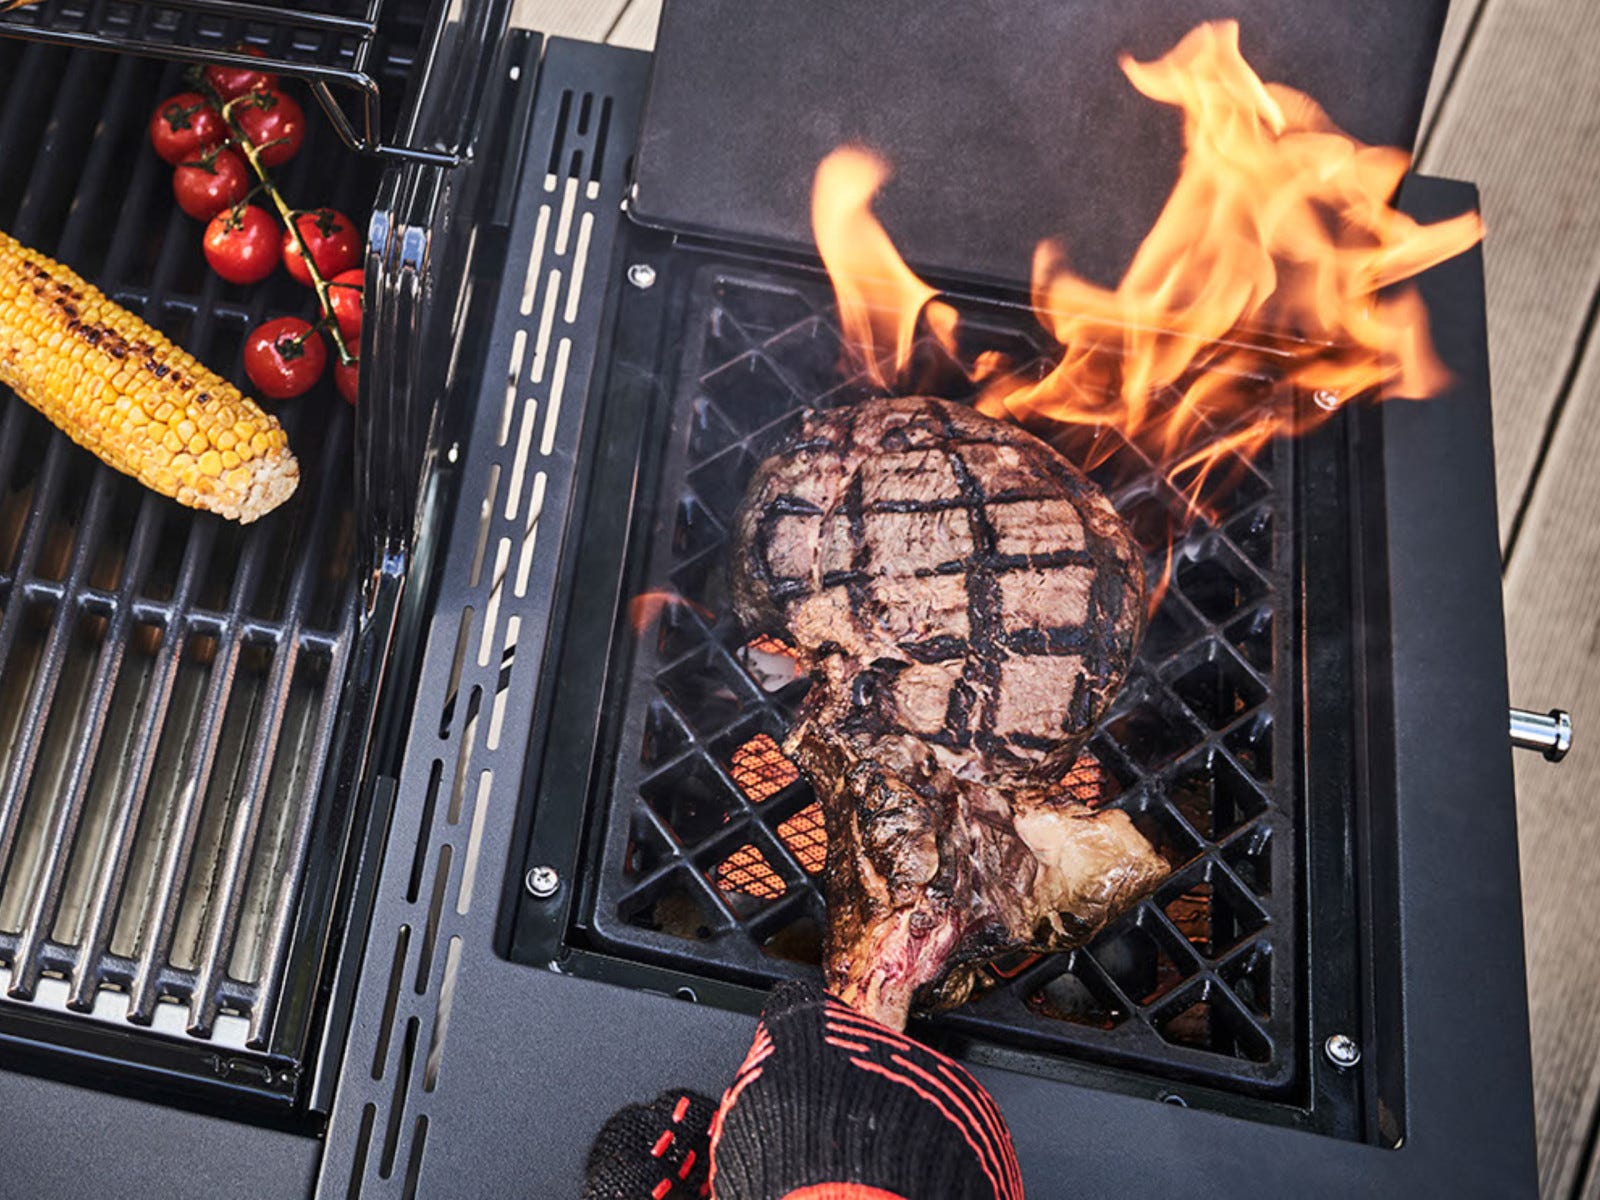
[{"left": 630, "top": 0, "right": 1449, "bottom": 288}]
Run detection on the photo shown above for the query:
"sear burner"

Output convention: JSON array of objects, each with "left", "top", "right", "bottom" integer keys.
[{"left": 539, "top": 257, "right": 1341, "bottom": 1128}]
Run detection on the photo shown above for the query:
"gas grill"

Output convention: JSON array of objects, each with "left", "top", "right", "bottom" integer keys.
[{"left": 0, "top": 1, "right": 1540, "bottom": 1196}]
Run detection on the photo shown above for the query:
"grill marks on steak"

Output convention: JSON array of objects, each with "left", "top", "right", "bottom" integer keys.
[{"left": 732, "top": 397, "right": 1168, "bottom": 1029}]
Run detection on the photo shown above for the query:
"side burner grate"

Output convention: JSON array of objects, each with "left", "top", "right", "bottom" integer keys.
[{"left": 560, "top": 257, "right": 1306, "bottom": 1108}]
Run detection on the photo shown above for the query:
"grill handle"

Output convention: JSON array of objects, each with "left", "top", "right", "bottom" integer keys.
[{"left": 1509, "top": 708, "right": 1572, "bottom": 762}]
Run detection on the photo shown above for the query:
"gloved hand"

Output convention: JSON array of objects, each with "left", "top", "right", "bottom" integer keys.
[{"left": 583, "top": 982, "right": 1023, "bottom": 1200}]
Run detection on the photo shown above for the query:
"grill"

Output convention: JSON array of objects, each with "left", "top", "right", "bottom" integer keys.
[
  {"left": 573, "top": 263, "right": 1300, "bottom": 1100},
  {"left": 0, "top": 4, "right": 1539, "bottom": 1197},
  {"left": 0, "top": 5, "right": 426, "bottom": 1105}
]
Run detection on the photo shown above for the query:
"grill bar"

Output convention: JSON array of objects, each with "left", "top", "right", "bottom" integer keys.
[
  {"left": 126, "top": 519, "right": 272, "bottom": 1023},
  {"left": 247, "top": 584, "right": 358, "bottom": 1048},
  {"left": 185, "top": 407, "right": 350, "bottom": 1036},
  {"left": 0, "top": 440, "right": 70, "bottom": 869},
  {"left": 65, "top": 520, "right": 216, "bottom": 1010},
  {"left": 3, "top": 45, "right": 152, "bottom": 1000},
  {"left": 7, "top": 482, "right": 157, "bottom": 998}
]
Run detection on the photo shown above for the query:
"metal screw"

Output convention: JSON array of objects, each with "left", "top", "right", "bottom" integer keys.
[
  {"left": 1324, "top": 1033, "right": 1362, "bottom": 1069},
  {"left": 627, "top": 262, "right": 656, "bottom": 290},
  {"left": 1313, "top": 389, "right": 1342, "bottom": 412},
  {"left": 524, "top": 865, "right": 560, "bottom": 899}
]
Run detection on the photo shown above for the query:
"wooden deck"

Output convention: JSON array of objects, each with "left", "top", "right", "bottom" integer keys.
[{"left": 540, "top": 1, "right": 1600, "bottom": 1192}]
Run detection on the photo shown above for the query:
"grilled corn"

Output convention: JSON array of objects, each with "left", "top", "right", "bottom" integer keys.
[{"left": 0, "top": 229, "right": 298, "bottom": 523}]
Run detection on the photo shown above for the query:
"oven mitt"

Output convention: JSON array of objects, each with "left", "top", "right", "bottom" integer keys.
[
  {"left": 583, "top": 981, "right": 1023, "bottom": 1200},
  {"left": 584, "top": 1088, "right": 719, "bottom": 1200}
]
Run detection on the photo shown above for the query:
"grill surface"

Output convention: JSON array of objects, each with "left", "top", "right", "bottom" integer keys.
[
  {"left": 0, "top": 18, "right": 410, "bottom": 1073},
  {"left": 571, "top": 260, "right": 1299, "bottom": 1101}
]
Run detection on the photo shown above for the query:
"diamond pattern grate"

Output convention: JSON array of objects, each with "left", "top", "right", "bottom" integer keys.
[{"left": 585, "top": 266, "right": 1296, "bottom": 1095}]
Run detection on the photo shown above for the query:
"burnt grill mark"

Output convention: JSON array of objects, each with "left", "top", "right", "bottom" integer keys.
[
  {"left": 865, "top": 497, "right": 974, "bottom": 514},
  {"left": 943, "top": 445, "right": 1006, "bottom": 756},
  {"left": 842, "top": 469, "right": 872, "bottom": 620},
  {"left": 1001, "top": 626, "right": 1094, "bottom": 656},
  {"left": 990, "top": 548, "right": 1097, "bottom": 572},
  {"left": 943, "top": 677, "right": 976, "bottom": 747},
  {"left": 767, "top": 493, "right": 824, "bottom": 517},
  {"left": 1067, "top": 671, "right": 1093, "bottom": 731},
  {"left": 1008, "top": 733, "right": 1064, "bottom": 752},
  {"left": 897, "top": 635, "right": 967, "bottom": 663},
  {"left": 821, "top": 569, "right": 871, "bottom": 589},
  {"left": 909, "top": 560, "right": 971, "bottom": 579}
]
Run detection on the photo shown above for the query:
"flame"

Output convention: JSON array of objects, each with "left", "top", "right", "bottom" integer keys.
[
  {"left": 629, "top": 590, "right": 712, "bottom": 634},
  {"left": 812, "top": 146, "right": 959, "bottom": 388},
  {"left": 809, "top": 20, "right": 1483, "bottom": 578}
]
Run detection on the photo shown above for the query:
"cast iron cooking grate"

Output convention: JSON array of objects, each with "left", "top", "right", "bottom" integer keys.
[
  {"left": 583, "top": 265, "right": 1296, "bottom": 1096},
  {"left": 0, "top": 21, "right": 404, "bottom": 1057}
]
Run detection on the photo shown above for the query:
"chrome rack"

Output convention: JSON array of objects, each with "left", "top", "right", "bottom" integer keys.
[{"left": 0, "top": 0, "right": 459, "bottom": 165}]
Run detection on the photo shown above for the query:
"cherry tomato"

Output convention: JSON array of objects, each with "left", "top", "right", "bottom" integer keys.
[
  {"left": 282, "top": 209, "right": 360, "bottom": 286},
  {"left": 173, "top": 147, "right": 250, "bottom": 221},
  {"left": 203, "top": 205, "right": 280, "bottom": 285},
  {"left": 244, "top": 317, "right": 326, "bottom": 400},
  {"left": 327, "top": 269, "right": 364, "bottom": 344},
  {"left": 232, "top": 87, "right": 305, "bottom": 168},
  {"left": 204, "top": 45, "right": 279, "bottom": 102},
  {"left": 334, "top": 358, "right": 359, "bottom": 406},
  {"left": 149, "top": 92, "right": 225, "bottom": 166}
]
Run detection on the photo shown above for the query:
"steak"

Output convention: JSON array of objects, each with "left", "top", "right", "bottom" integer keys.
[{"left": 731, "top": 396, "right": 1168, "bottom": 1029}]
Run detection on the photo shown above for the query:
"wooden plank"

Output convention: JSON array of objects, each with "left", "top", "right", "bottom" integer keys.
[
  {"left": 1501, "top": 320, "right": 1600, "bottom": 1197},
  {"left": 607, "top": 0, "right": 662, "bottom": 49},
  {"left": 1418, "top": 0, "right": 1600, "bottom": 544},
  {"left": 512, "top": 0, "right": 629, "bottom": 42},
  {"left": 1419, "top": 0, "right": 1484, "bottom": 136}
]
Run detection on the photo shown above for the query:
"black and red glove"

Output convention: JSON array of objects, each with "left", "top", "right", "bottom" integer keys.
[{"left": 583, "top": 982, "right": 1023, "bottom": 1200}]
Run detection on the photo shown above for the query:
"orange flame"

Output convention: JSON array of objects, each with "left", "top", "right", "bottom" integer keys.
[
  {"left": 810, "top": 20, "right": 1483, "bottom": 577},
  {"left": 812, "top": 146, "right": 959, "bottom": 389},
  {"left": 629, "top": 590, "right": 712, "bottom": 634}
]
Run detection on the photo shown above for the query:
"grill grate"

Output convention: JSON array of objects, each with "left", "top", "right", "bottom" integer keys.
[
  {"left": 0, "top": 25, "right": 398, "bottom": 1062},
  {"left": 580, "top": 263, "right": 1297, "bottom": 1097}
]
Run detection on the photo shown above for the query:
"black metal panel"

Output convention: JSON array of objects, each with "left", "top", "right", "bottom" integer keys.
[
  {"left": 631, "top": 0, "right": 1449, "bottom": 288},
  {"left": 0, "top": 1066, "right": 320, "bottom": 1200},
  {"left": 315, "top": 37, "right": 649, "bottom": 1198}
]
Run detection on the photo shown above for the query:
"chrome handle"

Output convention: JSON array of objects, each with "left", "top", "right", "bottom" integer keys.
[{"left": 1510, "top": 708, "right": 1572, "bottom": 762}]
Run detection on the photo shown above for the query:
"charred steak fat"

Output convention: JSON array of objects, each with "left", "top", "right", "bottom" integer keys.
[{"left": 732, "top": 397, "right": 1168, "bottom": 1029}]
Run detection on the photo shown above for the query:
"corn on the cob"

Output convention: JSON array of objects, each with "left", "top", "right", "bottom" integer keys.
[{"left": 0, "top": 229, "right": 298, "bottom": 523}]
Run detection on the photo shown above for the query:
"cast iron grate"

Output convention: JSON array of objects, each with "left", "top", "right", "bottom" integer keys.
[
  {"left": 0, "top": 23, "right": 403, "bottom": 1055},
  {"left": 585, "top": 264, "right": 1296, "bottom": 1095}
]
